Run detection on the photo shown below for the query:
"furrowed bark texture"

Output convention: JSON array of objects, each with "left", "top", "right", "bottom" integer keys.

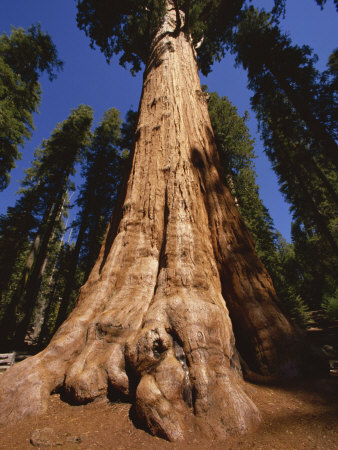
[{"left": 0, "top": 6, "right": 304, "bottom": 441}]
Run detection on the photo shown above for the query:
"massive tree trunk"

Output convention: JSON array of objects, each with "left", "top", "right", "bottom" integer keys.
[{"left": 0, "top": 6, "right": 307, "bottom": 441}]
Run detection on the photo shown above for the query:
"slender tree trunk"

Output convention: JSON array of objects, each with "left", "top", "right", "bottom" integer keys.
[
  {"left": 14, "top": 191, "right": 67, "bottom": 345},
  {"left": 37, "top": 255, "right": 66, "bottom": 347},
  {"left": 0, "top": 205, "right": 52, "bottom": 345},
  {"left": 295, "top": 166, "right": 338, "bottom": 257},
  {"left": 29, "top": 200, "right": 72, "bottom": 344},
  {"left": 54, "top": 213, "right": 88, "bottom": 332},
  {"left": 0, "top": 5, "right": 312, "bottom": 441},
  {"left": 0, "top": 234, "right": 39, "bottom": 343}
]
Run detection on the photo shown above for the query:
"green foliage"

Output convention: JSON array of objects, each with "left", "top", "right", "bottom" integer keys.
[
  {"left": 233, "top": 7, "right": 337, "bottom": 167},
  {"left": 76, "top": 0, "right": 245, "bottom": 75},
  {"left": 76, "top": 0, "right": 166, "bottom": 74},
  {"left": 206, "top": 87, "right": 316, "bottom": 328},
  {"left": 284, "top": 291, "right": 313, "bottom": 328},
  {"left": 229, "top": 11, "right": 338, "bottom": 318},
  {"left": 328, "top": 49, "right": 338, "bottom": 79},
  {"left": 22, "top": 104, "right": 93, "bottom": 200},
  {"left": 75, "top": 107, "right": 124, "bottom": 275},
  {"left": 0, "top": 105, "right": 93, "bottom": 346},
  {"left": 2, "top": 0, "right": 336, "bottom": 345},
  {"left": 206, "top": 87, "right": 255, "bottom": 174},
  {"left": 0, "top": 24, "right": 62, "bottom": 83},
  {"left": 0, "top": 191, "right": 39, "bottom": 299},
  {"left": 0, "top": 104, "right": 93, "bottom": 309},
  {"left": 120, "top": 109, "right": 138, "bottom": 152},
  {"left": 231, "top": 8, "right": 338, "bottom": 261},
  {"left": 185, "top": 0, "right": 245, "bottom": 75},
  {"left": 52, "top": 107, "right": 131, "bottom": 333},
  {"left": 0, "top": 240, "right": 30, "bottom": 323},
  {"left": 322, "top": 289, "right": 338, "bottom": 322},
  {"left": 317, "top": 48, "right": 338, "bottom": 139},
  {"left": 0, "top": 25, "right": 63, "bottom": 190},
  {"left": 76, "top": 0, "right": 335, "bottom": 76},
  {"left": 272, "top": 234, "right": 314, "bottom": 327},
  {"left": 206, "top": 87, "right": 279, "bottom": 272},
  {"left": 290, "top": 219, "right": 337, "bottom": 309},
  {"left": 0, "top": 105, "right": 136, "bottom": 346}
]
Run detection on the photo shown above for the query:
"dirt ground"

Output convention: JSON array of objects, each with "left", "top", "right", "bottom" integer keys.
[{"left": 0, "top": 375, "right": 337, "bottom": 449}]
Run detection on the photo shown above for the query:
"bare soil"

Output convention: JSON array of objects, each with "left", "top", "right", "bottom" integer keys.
[{"left": 0, "top": 376, "right": 337, "bottom": 449}]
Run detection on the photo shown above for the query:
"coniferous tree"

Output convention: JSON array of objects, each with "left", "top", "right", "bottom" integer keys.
[
  {"left": 206, "top": 88, "right": 279, "bottom": 271},
  {"left": 230, "top": 10, "right": 337, "bottom": 323},
  {"left": 289, "top": 218, "right": 337, "bottom": 311},
  {"left": 232, "top": 8, "right": 338, "bottom": 254},
  {"left": 0, "top": 24, "right": 63, "bottom": 190},
  {"left": 272, "top": 232, "right": 313, "bottom": 327},
  {"left": 54, "top": 108, "right": 125, "bottom": 331},
  {"left": 38, "top": 239, "right": 75, "bottom": 347},
  {"left": 206, "top": 89, "right": 312, "bottom": 326},
  {"left": 39, "top": 109, "right": 135, "bottom": 345},
  {"left": 24, "top": 200, "right": 70, "bottom": 345},
  {"left": 232, "top": 7, "right": 337, "bottom": 168},
  {"left": 0, "top": 192, "right": 39, "bottom": 305},
  {"left": 0, "top": 105, "right": 93, "bottom": 347}
]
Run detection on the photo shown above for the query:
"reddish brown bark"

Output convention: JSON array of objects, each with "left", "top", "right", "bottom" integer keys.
[{"left": 0, "top": 5, "right": 306, "bottom": 441}]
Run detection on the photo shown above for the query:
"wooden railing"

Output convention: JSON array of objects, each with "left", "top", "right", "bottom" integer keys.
[{"left": 0, "top": 353, "right": 15, "bottom": 372}]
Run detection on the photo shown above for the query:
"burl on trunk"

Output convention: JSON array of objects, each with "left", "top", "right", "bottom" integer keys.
[{"left": 0, "top": 6, "right": 304, "bottom": 441}]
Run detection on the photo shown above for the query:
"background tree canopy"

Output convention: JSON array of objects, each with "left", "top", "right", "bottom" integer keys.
[
  {"left": 76, "top": 0, "right": 246, "bottom": 75},
  {"left": 0, "top": 24, "right": 63, "bottom": 191}
]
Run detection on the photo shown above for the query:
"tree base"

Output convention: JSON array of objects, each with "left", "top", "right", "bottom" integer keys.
[{"left": 0, "top": 303, "right": 261, "bottom": 441}]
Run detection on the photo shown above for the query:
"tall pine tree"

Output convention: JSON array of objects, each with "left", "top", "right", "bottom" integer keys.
[
  {"left": 54, "top": 108, "right": 125, "bottom": 331},
  {"left": 0, "top": 24, "right": 63, "bottom": 190},
  {"left": 0, "top": 105, "right": 93, "bottom": 348},
  {"left": 232, "top": 8, "right": 338, "bottom": 254}
]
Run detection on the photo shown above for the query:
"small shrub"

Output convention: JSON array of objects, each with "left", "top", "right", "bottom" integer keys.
[
  {"left": 322, "top": 289, "right": 338, "bottom": 322},
  {"left": 280, "top": 287, "right": 313, "bottom": 328}
]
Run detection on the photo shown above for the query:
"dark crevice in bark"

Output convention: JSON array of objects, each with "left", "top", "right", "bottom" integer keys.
[
  {"left": 156, "top": 187, "right": 169, "bottom": 282},
  {"left": 144, "top": 39, "right": 172, "bottom": 79},
  {"left": 173, "top": 338, "right": 192, "bottom": 407},
  {"left": 107, "top": 381, "right": 131, "bottom": 404},
  {"left": 54, "top": 384, "right": 93, "bottom": 407},
  {"left": 124, "top": 353, "right": 141, "bottom": 400},
  {"left": 172, "top": 1, "right": 182, "bottom": 35}
]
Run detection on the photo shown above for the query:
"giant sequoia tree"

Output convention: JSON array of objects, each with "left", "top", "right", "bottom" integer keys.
[{"left": 0, "top": 1, "right": 320, "bottom": 441}]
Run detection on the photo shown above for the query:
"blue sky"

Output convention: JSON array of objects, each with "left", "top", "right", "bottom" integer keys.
[{"left": 0, "top": 0, "right": 337, "bottom": 241}]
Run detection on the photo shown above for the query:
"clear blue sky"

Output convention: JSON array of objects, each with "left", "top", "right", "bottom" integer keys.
[{"left": 0, "top": 0, "right": 337, "bottom": 241}]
